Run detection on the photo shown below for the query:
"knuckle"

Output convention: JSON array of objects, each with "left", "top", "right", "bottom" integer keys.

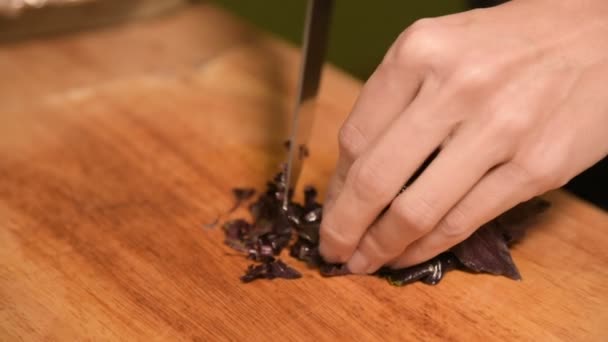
[
  {"left": 349, "top": 159, "right": 393, "bottom": 204},
  {"left": 385, "top": 18, "right": 444, "bottom": 68},
  {"left": 438, "top": 206, "right": 471, "bottom": 238},
  {"left": 390, "top": 196, "right": 436, "bottom": 235},
  {"left": 338, "top": 122, "right": 366, "bottom": 161},
  {"left": 533, "top": 165, "right": 568, "bottom": 192},
  {"left": 487, "top": 110, "right": 534, "bottom": 141},
  {"left": 526, "top": 168, "right": 556, "bottom": 193},
  {"left": 513, "top": 153, "right": 568, "bottom": 193},
  {"left": 407, "top": 17, "right": 437, "bottom": 33},
  {"left": 450, "top": 63, "right": 495, "bottom": 92}
]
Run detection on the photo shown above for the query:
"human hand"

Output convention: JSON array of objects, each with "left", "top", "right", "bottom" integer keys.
[{"left": 319, "top": 0, "right": 608, "bottom": 274}]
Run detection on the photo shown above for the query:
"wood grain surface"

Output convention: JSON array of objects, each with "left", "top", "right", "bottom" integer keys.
[{"left": 1, "top": 3, "right": 607, "bottom": 341}]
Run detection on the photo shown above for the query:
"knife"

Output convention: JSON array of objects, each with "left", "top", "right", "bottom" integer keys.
[{"left": 283, "top": 0, "right": 334, "bottom": 210}]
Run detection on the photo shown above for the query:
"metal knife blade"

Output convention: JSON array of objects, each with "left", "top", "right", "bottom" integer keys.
[{"left": 283, "top": 0, "right": 334, "bottom": 210}]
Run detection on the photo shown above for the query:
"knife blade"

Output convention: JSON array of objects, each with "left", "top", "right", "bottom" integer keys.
[{"left": 283, "top": 0, "right": 334, "bottom": 210}]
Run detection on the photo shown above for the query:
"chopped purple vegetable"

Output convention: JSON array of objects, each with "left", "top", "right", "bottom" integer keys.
[
  {"left": 222, "top": 219, "right": 252, "bottom": 252},
  {"left": 319, "top": 263, "right": 351, "bottom": 277},
  {"left": 240, "top": 258, "right": 302, "bottom": 283},
  {"left": 228, "top": 187, "right": 256, "bottom": 213},
  {"left": 233, "top": 187, "right": 256, "bottom": 202},
  {"left": 450, "top": 197, "right": 550, "bottom": 280},
  {"left": 378, "top": 253, "right": 460, "bottom": 286},
  {"left": 217, "top": 144, "right": 550, "bottom": 286}
]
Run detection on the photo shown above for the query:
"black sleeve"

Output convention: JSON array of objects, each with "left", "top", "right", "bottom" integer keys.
[
  {"left": 468, "top": 0, "right": 507, "bottom": 9},
  {"left": 563, "top": 157, "right": 608, "bottom": 211}
]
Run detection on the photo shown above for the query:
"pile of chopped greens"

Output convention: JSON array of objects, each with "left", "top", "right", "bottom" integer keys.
[{"left": 216, "top": 147, "right": 551, "bottom": 286}]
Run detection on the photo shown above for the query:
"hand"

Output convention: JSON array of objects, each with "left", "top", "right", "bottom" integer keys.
[{"left": 319, "top": 0, "right": 608, "bottom": 274}]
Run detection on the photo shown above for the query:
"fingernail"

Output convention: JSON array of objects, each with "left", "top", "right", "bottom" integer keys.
[{"left": 347, "top": 250, "right": 369, "bottom": 274}]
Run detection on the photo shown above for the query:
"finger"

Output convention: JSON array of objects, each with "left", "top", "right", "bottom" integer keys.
[
  {"left": 323, "top": 154, "right": 349, "bottom": 213},
  {"left": 319, "top": 86, "right": 448, "bottom": 264},
  {"left": 389, "top": 161, "right": 537, "bottom": 269},
  {"left": 345, "top": 124, "right": 506, "bottom": 274},
  {"left": 323, "top": 41, "right": 426, "bottom": 212}
]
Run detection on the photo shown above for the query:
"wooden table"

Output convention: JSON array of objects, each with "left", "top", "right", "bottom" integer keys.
[{"left": 1, "top": 3, "right": 607, "bottom": 341}]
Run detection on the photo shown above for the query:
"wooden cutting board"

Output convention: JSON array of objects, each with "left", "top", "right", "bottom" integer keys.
[{"left": 1, "top": 3, "right": 607, "bottom": 341}]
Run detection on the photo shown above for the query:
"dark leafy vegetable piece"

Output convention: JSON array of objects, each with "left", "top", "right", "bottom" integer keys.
[
  {"left": 223, "top": 219, "right": 250, "bottom": 239},
  {"left": 229, "top": 187, "right": 256, "bottom": 213},
  {"left": 222, "top": 219, "right": 252, "bottom": 252},
  {"left": 496, "top": 197, "right": 551, "bottom": 245},
  {"left": 247, "top": 232, "right": 291, "bottom": 262},
  {"left": 289, "top": 238, "right": 322, "bottom": 266},
  {"left": 233, "top": 187, "right": 256, "bottom": 201},
  {"left": 269, "top": 259, "right": 302, "bottom": 279},
  {"left": 451, "top": 224, "right": 522, "bottom": 279},
  {"left": 240, "top": 258, "right": 302, "bottom": 283},
  {"left": 319, "top": 263, "right": 351, "bottom": 277},
  {"left": 220, "top": 163, "right": 551, "bottom": 285},
  {"left": 378, "top": 253, "right": 460, "bottom": 286},
  {"left": 450, "top": 197, "right": 551, "bottom": 280}
]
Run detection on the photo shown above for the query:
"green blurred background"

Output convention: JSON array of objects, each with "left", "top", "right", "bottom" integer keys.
[{"left": 210, "top": 1, "right": 467, "bottom": 80}]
